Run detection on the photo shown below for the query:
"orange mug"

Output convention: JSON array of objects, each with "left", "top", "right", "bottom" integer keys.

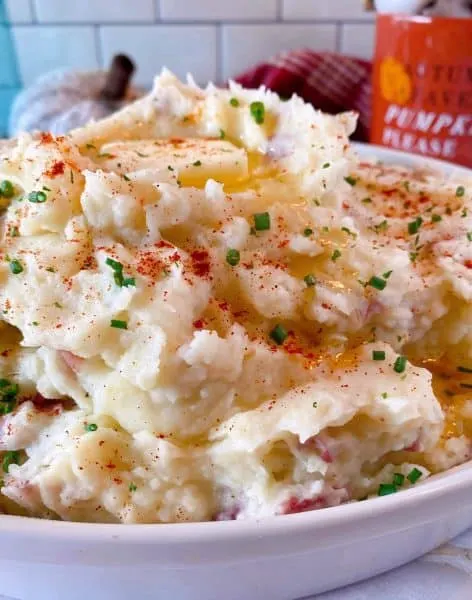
[{"left": 371, "top": 15, "right": 472, "bottom": 167}]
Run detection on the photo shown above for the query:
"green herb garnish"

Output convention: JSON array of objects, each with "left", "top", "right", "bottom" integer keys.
[
  {"left": 372, "top": 350, "right": 386, "bottom": 361},
  {"left": 110, "top": 319, "right": 128, "bottom": 330},
  {"left": 344, "top": 176, "right": 357, "bottom": 186},
  {"left": 393, "top": 355, "right": 407, "bottom": 374},
  {"left": 28, "top": 190, "right": 47, "bottom": 203},
  {"left": 9, "top": 259, "right": 23, "bottom": 275},
  {"left": 393, "top": 473, "right": 405, "bottom": 486},
  {"left": 407, "top": 468, "right": 422, "bottom": 484},
  {"left": 0, "top": 180, "right": 15, "bottom": 198},
  {"left": 226, "top": 248, "right": 240, "bottom": 266},
  {"left": 408, "top": 217, "right": 422, "bottom": 235},
  {"left": 378, "top": 483, "right": 397, "bottom": 496},
  {"left": 270, "top": 324, "right": 288, "bottom": 345},
  {"left": 331, "top": 249, "right": 341, "bottom": 262},
  {"left": 85, "top": 423, "right": 98, "bottom": 432},
  {"left": 253, "top": 212, "right": 270, "bottom": 231},
  {"left": 2, "top": 451, "right": 19, "bottom": 473},
  {"left": 368, "top": 275, "right": 387, "bottom": 291},
  {"left": 229, "top": 98, "right": 239, "bottom": 107},
  {"left": 249, "top": 101, "right": 265, "bottom": 125},
  {"left": 304, "top": 274, "right": 317, "bottom": 287},
  {"left": 456, "top": 185, "right": 465, "bottom": 197}
]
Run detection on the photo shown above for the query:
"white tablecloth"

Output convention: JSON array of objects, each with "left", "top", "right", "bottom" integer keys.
[
  {"left": 313, "top": 528, "right": 472, "bottom": 599},
  {"left": 1, "top": 530, "right": 471, "bottom": 600}
]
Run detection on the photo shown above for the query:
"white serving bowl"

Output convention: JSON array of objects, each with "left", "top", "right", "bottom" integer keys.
[{"left": 1, "top": 145, "right": 471, "bottom": 600}]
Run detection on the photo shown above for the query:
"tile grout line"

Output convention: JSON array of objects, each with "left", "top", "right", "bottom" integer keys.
[
  {"left": 8, "top": 19, "right": 374, "bottom": 27},
  {"left": 29, "top": 0, "right": 37, "bottom": 23}
]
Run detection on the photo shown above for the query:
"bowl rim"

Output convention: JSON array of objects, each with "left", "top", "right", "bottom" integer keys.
[{"left": 0, "top": 145, "right": 471, "bottom": 546}]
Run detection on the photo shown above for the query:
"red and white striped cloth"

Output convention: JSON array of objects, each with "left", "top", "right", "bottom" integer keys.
[{"left": 234, "top": 50, "right": 373, "bottom": 142}]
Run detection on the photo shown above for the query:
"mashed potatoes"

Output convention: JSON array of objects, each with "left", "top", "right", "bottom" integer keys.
[{"left": 0, "top": 70, "right": 471, "bottom": 523}]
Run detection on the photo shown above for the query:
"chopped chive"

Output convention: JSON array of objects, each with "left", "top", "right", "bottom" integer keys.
[
  {"left": 368, "top": 276, "right": 387, "bottom": 291},
  {"left": 85, "top": 423, "right": 98, "bottom": 432},
  {"left": 270, "top": 324, "right": 288, "bottom": 345},
  {"left": 381, "top": 392, "right": 388, "bottom": 399},
  {"left": 229, "top": 97, "right": 239, "bottom": 107},
  {"left": 135, "top": 151, "right": 148, "bottom": 158},
  {"left": 85, "top": 143, "right": 96, "bottom": 150},
  {"left": 70, "top": 170, "right": 74, "bottom": 184},
  {"left": 431, "top": 214, "right": 442, "bottom": 223},
  {"left": 2, "top": 450, "right": 19, "bottom": 473},
  {"left": 456, "top": 185, "right": 465, "bottom": 197},
  {"left": 129, "top": 483, "right": 137, "bottom": 492},
  {"left": 304, "top": 273, "right": 317, "bottom": 287},
  {"left": 249, "top": 101, "right": 265, "bottom": 125},
  {"left": 106, "top": 257, "right": 134, "bottom": 288},
  {"left": 409, "top": 252, "right": 418, "bottom": 263},
  {"left": 106, "top": 257, "right": 123, "bottom": 272},
  {"left": 372, "top": 350, "right": 386, "bottom": 361},
  {"left": 378, "top": 483, "right": 397, "bottom": 496},
  {"left": 45, "top": 266, "right": 55, "bottom": 273},
  {"left": 313, "top": 198, "right": 321, "bottom": 206},
  {"left": 28, "top": 190, "right": 47, "bottom": 203},
  {"left": 110, "top": 319, "right": 128, "bottom": 330},
  {"left": 408, "top": 217, "right": 422, "bottom": 235},
  {"left": 312, "top": 401, "right": 318, "bottom": 408},
  {"left": 303, "top": 227, "right": 313, "bottom": 237},
  {"left": 0, "top": 180, "right": 15, "bottom": 198},
  {"left": 167, "top": 165, "right": 174, "bottom": 171},
  {"left": 344, "top": 176, "right": 357, "bottom": 186},
  {"left": 10, "top": 226, "right": 19, "bottom": 238},
  {"left": 462, "top": 208, "right": 468, "bottom": 218},
  {"left": 467, "top": 232, "right": 472, "bottom": 242},
  {"left": 393, "top": 473, "right": 405, "bottom": 486},
  {"left": 373, "top": 220, "right": 388, "bottom": 233},
  {"left": 122, "top": 174, "right": 131, "bottom": 181},
  {"left": 341, "top": 226, "right": 356, "bottom": 238},
  {"left": 331, "top": 249, "right": 341, "bottom": 262},
  {"left": 322, "top": 162, "right": 330, "bottom": 169},
  {"left": 403, "top": 181, "right": 410, "bottom": 191},
  {"left": 361, "top": 197, "right": 372, "bottom": 204},
  {"left": 219, "top": 129, "right": 226, "bottom": 139},
  {"left": 42, "top": 186, "right": 51, "bottom": 192},
  {"left": 407, "top": 468, "right": 422, "bottom": 484},
  {"left": 458, "top": 366, "right": 472, "bottom": 373},
  {"left": 54, "top": 302, "right": 62, "bottom": 308},
  {"left": 253, "top": 212, "right": 270, "bottom": 231},
  {"left": 192, "top": 160, "right": 202, "bottom": 167},
  {"left": 9, "top": 259, "right": 23, "bottom": 275},
  {"left": 382, "top": 270, "right": 393, "bottom": 279},
  {"left": 393, "top": 355, "right": 407, "bottom": 374},
  {"left": 226, "top": 248, "right": 240, "bottom": 266}
]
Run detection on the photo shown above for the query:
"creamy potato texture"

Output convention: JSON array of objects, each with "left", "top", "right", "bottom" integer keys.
[{"left": 0, "top": 71, "right": 471, "bottom": 523}]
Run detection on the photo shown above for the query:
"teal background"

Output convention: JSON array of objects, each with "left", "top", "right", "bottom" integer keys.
[{"left": 0, "top": 0, "right": 20, "bottom": 137}]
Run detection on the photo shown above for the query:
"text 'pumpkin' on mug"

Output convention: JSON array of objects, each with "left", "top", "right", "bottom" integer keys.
[{"left": 371, "top": 15, "right": 472, "bottom": 167}]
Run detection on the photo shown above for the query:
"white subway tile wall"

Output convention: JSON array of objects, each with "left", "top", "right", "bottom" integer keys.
[
  {"left": 9, "top": 0, "right": 376, "bottom": 87},
  {"left": 100, "top": 25, "right": 218, "bottom": 85},
  {"left": 222, "top": 24, "right": 337, "bottom": 80},
  {"left": 5, "top": 0, "right": 33, "bottom": 23}
]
